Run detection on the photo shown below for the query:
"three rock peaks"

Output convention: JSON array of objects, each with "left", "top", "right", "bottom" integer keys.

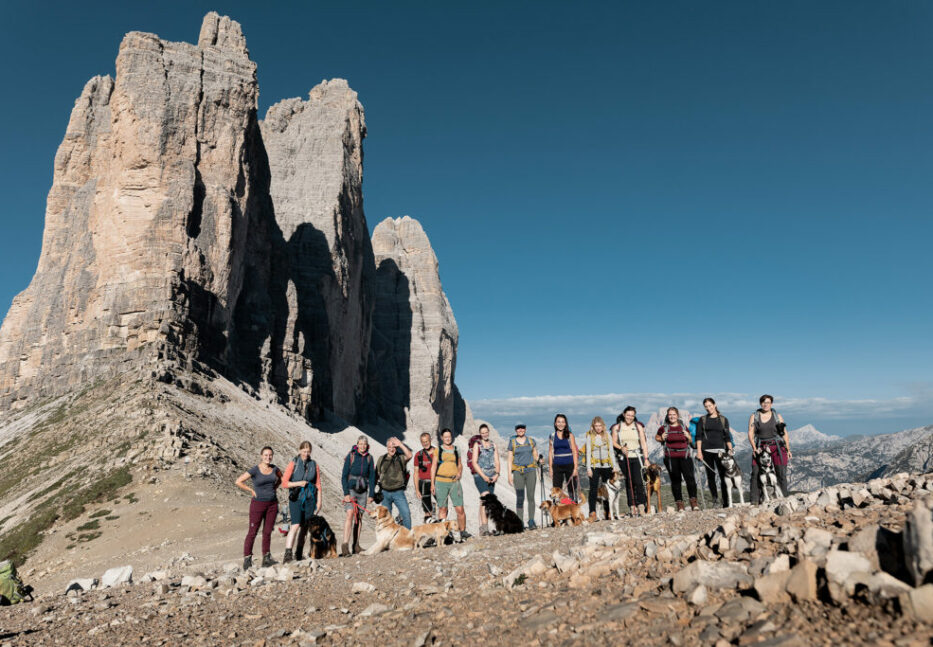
[{"left": 0, "top": 12, "right": 465, "bottom": 433}]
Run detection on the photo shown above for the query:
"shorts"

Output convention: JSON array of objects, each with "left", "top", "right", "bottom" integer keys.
[
  {"left": 434, "top": 480, "right": 464, "bottom": 508},
  {"left": 343, "top": 489, "right": 368, "bottom": 514},
  {"left": 288, "top": 490, "right": 317, "bottom": 526},
  {"left": 473, "top": 474, "right": 495, "bottom": 496}
]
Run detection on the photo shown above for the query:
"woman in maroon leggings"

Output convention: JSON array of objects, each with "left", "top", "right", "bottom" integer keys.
[{"left": 236, "top": 446, "right": 282, "bottom": 569}]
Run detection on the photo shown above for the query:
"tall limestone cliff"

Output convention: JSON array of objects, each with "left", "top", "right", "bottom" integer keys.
[
  {"left": 0, "top": 13, "right": 262, "bottom": 405},
  {"left": 370, "top": 216, "right": 468, "bottom": 435},
  {"left": 260, "top": 81, "right": 374, "bottom": 422}
]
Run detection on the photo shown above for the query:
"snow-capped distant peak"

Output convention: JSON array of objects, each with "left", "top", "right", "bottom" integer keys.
[{"left": 790, "top": 424, "right": 842, "bottom": 447}]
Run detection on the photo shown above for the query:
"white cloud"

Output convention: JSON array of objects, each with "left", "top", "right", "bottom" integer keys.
[{"left": 472, "top": 391, "right": 931, "bottom": 421}]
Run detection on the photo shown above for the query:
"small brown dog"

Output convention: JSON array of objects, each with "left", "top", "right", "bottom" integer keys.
[
  {"left": 412, "top": 520, "right": 459, "bottom": 547},
  {"left": 644, "top": 463, "right": 663, "bottom": 514},
  {"left": 540, "top": 500, "right": 585, "bottom": 527}
]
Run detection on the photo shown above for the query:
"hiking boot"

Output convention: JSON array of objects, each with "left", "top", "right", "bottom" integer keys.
[
  {"left": 675, "top": 501, "right": 685, "bottom": 512},
  {"left": 282, "top": 549, "right": 293, "bottom": 564},
  {"left": 588, "top": 512, "right": 597, "bottom": 523},
  {"left": 352, "top": 543, "right": 362, "bottom": 555},
  {"left": 340, "top": 543, "right": 350, "bottom": 557},
  {"left": 242, "top": 555, "right": 252, "bottom": 570},
  {"left": 689, "top": 497, "right": 699, "bottom": 511},
  {"left": 261, "top": 553, "right": 274, "bottom": 568},
  {"left": 294, "top": 551, "right": 304, "bottom": 561},
  {"left": 460, "top": 530, "right": 473, "bottom": 540},
  {"left": 527, "top": 520, "right": 537, "bottom": 530}
]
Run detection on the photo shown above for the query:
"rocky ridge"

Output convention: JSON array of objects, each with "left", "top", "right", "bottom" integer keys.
[
  {"left": 0, "top": 11, "right": 495, "bottom": 573},
  {"left": 3, "top": 472, "right": 932, "bottom": 646}
]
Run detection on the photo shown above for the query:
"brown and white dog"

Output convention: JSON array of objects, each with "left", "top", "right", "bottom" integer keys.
[
  {"left": 412, "top": 520, "right": 460, "bottom": 547},
  {"left": 644, "top": 462, "right": 663, "bottom": 514},
  {"left": 364, "top": 505, "right": 415, "bottom": 554},
  {"left": 540, "top": 500, "right": 585, "bottom": 526}
]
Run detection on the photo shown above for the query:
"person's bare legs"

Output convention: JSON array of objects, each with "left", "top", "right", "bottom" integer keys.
[
  {"left": 285, "top": 524, "right": 301, "bottom": 549},
  {"left": 342, "top": 507, "right": 355, "bottom": 552},
  {"left": 455, "top": 506, "right": 466, "bottom": 531}
]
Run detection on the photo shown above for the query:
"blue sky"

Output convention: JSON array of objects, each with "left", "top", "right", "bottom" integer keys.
[{"left": 2, "top": 2, "right": 931, "bottom": 436}]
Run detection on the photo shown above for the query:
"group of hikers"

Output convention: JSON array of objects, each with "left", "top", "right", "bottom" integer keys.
[{"left": 236, "top": 395, "right": 791, "bottom": 567}]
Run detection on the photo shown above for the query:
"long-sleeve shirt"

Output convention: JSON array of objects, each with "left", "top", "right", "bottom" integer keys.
[{"left": 341, "top": 448, "right": 376, "bottom": 496}]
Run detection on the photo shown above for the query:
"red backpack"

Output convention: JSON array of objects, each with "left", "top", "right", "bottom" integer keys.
[{"left": 466, "top": 434, "right": 482, "bottom": 475}]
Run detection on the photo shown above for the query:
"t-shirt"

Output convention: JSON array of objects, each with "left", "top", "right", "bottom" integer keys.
[
  {"left": 698, "top": 415, "right": 730, "bottom": 451},
  {"left": 414, "top": 447, "right": 436, "bottom": 480},
  {"left": 247, "top": 464, "right": 281, "bottom": 502}
]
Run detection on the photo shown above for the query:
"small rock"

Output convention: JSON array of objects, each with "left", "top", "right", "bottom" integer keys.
[
  {"left": 903, "top": 500, "right": 933, "bottom": 586},
  {"left": 766, "top": 554, "right": 791, "bottom": 574},
  {"left": 100, "top": 566, "right": 133, "bottom": 588},
  {"left": 754, "top": 570, "right": 791, "bottom": 604},
  {"left": 358, "top": 603, "right": 390, "bottom": 617},
  {"left": 65, "top": 578, "right": 97, "bottom": 594},
  {"left": 352, "top": 581, "right": 376, "bottom": 594},
  {"left": 785, "top": 560, "right": 818, "bottom": 602},
  {"left": 552, "top": 551, "right": 577, "bottom": 574},
  {"left": 902, "top": 584, "right": 933, "bottom": 623},
  {"left": 672, "top": 560, "right": 751, "bottom": 594},
  {"left": 686, "top": 584, "right": 708, "bottom": 606}
]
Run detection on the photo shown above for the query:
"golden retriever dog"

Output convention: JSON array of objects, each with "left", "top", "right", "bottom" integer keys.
[
  {"left": 412, "top": 520, "right": 459, "bottom": 547},
  {"left": 364, "top": 505, "right": 415, "bottom": 555},
  {"left": 540, "top": 500, "right": 585, "bottom": 527}
]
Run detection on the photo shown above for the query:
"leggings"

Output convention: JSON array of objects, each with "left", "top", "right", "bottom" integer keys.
[
  {"left": 588, "top": 467, "right": 614, "bottom": 514},
  {"left": 552, "top": 463, "right": 578, "bottom": 501},
  {"left": 702, "top": 451, "right": 729, "bottom": 506},
  {"left": 664, "top": 456, "right": 697, "bottom": 502},
  {"left": 513, "top": 468, "right": 537, "bottom": 522},
  {"left": 244, "top": 499, "right": 278, "bottom": 556},
  {"left": 418, "top": 479, "right": 434, "bottom": 519},
  {"left": 619, "top": 456, "right": 647, "bottom": 508}
]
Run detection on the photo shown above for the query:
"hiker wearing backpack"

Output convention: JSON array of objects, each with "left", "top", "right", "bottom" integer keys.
[
  {"left": 655, "top": 407, "right": 699, "bottom": 511},
  {"left": 235, "top": 446, "right": 283, "bottom": 569},
  {"left": 281, "top": 441, "right": 323, "bottom": 563},
  {"left": 695, "top": 398, "right": 734, "bottom": 507},
  {"left": 548, "top": 413, "right": 580, "bottom": 502},
  {"left": 508, "top": 423, "right": 540, "bottom": 529},
  {"left": 611, "top": 407, "right": 648, "bottom": 515},
  {"left": 748, "top": 394, "right": 791, "bottom": 503},
  {"left": 340, "top": 436, "right": 376, "bottom": 556},
  {"left": 431, "top": 428, "right": 467, "bottom": 533},
  {"left": 469, "top": 424, "right": 501, "bottom": 534},
  {"left": 414, "top": 432, "right": 437, "bottom": 522},
  {"left": 377, "top": 437, "right": 413, "bottom": 529},
  {"left": 585, "top": 416, "right": 619, "bottom": 520}
]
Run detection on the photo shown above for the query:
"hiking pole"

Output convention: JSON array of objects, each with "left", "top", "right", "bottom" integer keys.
[{"left": 691, "top": 447, "right": 707, "bottom": 510}]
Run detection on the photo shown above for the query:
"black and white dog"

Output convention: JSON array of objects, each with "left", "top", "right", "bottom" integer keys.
[
  {"left": 756, "top": 447, "right": 785, "bottom": 502},
  {"left": 719, "top": 451, "right": 745, "bottom": 507}
]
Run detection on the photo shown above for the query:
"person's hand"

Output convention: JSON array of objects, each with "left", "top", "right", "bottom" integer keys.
[
  {"left": 431, "top": 482, "right": 436, "bottom": 494},
  {"left": 315, "top": 503, "right": 322, "bottom": 514},
  {"left": 587, "top": 469, "right": 593, "bottom": 478},
  {"left": 662, "top": 431, "right": 668, "bottom": 442},
  {"left": 343, "top": 494, "right": 352, "bottom": 502},
  {"left": 250, "top": 489, "right": 257, "bottom": 499},
  {"left": 786, "top": 449, "right": 792, "bottom": 459},
  {"left": 300, "top": 480, "right": 309, "bottom": 487},
  {"left": 508, "top": 473, "right": 514, "bottom": 486},
  {"left": 622, "top": 446, "right": 629, "bottom": 457},
  {"left": 571, "top": 468, "right": 578, "bottom": 478},
  {"left": 367, "top": 497, "right": 375, "bottom": 505}
]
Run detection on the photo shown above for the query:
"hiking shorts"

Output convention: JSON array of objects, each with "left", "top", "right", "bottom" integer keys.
[
  {"left": 343, "top": 490, "right": 368, "bottom": 514},
  {"left": 435, "top": 480, "right": 463, "bottom": 508},
  {"left": 473, "top": 474, "right": 496, "bottom": 496}
]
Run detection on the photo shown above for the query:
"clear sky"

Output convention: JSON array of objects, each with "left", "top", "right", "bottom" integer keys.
[{"left": 2, "top": 1, "right": 931, "bottom": 436}]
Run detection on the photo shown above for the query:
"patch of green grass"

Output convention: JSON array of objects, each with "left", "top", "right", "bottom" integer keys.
[
  {"left": 0, "top": 467, "right": 132, "bottom": 566},
  {"left": 65, "top": 544, "right": 75, "bottom": 550},
  {"left": 123, "top": 493, "right": 139, "bottom": 504},
  {"left": 76, "top": 520, "right": 100, "bottom": 532},
  {"left": 89, "top": 509, "right": 111, "bottom": 519},
  {"left": 34, "top": 477, "right": 69, "bottom": 500},
  {"left": 104, "top": 515, "right": 119, "bottom": 521},
  {"left": 0, "top": 515, "right": 13, "bottom": 529}
]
